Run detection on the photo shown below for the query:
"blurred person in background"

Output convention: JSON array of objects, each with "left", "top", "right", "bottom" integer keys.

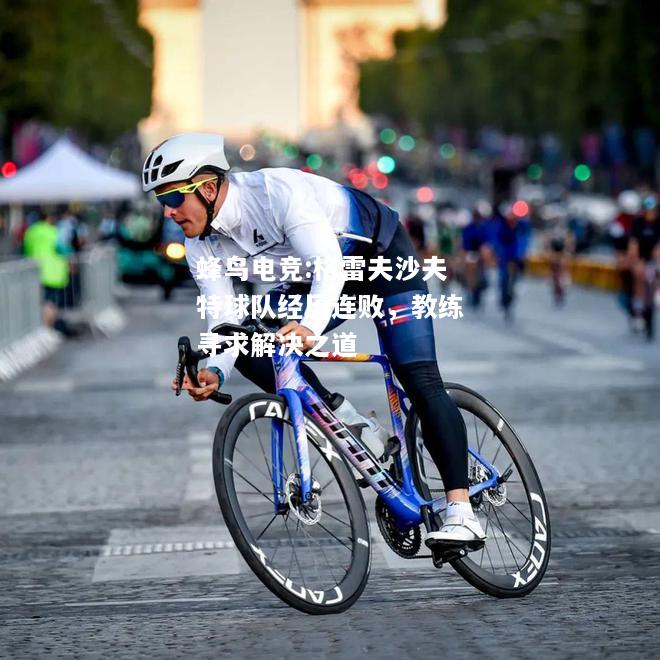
[
  {"left": 11, "top": 210, "right": 38, "bottom": 255},
  {"left": 404, "top": 210, "right": 426, "bottom": 255},
  {"left": 492, "top": 203, "right": 531, "bottom": 321},
  {"left": 542, "top": 216, "right": 575, "bottom": 307},
  {"left": 435, "top": 210, "right": 461, "bottom": 294},
  {"left": 628, "top": 194, "right": 660, "bottom": 340},
  {"left": 461, "top": 200, "right": 493, "bottom": 309},
  {"left": 610, "top": 190, "right": 641, "bottom": 325},
  {"left": 0, "top": 212, "right": 11, "bottom": 255},
  {"left": 568, "top": 213, "right": 596, "bottom": 254},
  {"left": 57, "top": 206, "right": 88, "bottom": 308},
  {"left": 57, "top": 206, "right": 88, "bottom": 255},
  {"left": 98, "top": 206, "right": 119, "bottom": 242},
  {"left": 22, "top": 208, "right": 71, "bottom": 333}
]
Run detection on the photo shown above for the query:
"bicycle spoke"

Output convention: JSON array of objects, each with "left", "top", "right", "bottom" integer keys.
[
  {"left": 283, "top": 516, "right": 307, "bottom": 589},
  {"left": 298, "top": 521, "right": 340, "bottom": 585},
  {"left": 253, "top": 422, "right": 273, "bottom": 484},
  {"left": 500, "top": 461, "right": 514, "bottom": 477},
  {"left": 284, "top": 518, "right": 300, "bottom": 584},
  {"left": 319, "top": 476, "right": 337, "bottom": 492},
  {"left": 507, "top": 499, "right": 533, "bottom": 525},
  {"left": 270, "top": 535, "right": 282, "bottom": 564},
  {"left": 322, "top": 508, "right": 351, "bottom": 529},
  {"left": 231, "top": 465, "right": 275, "bottom": 505},
  {"left": 496, "top": 506, "right": 532, "bottom": 541},
  {"left": 310, "top": 452, "right": 323, "bottom": 476},
  {"left": 234, "top": 445, "right": 272, "bottom": 483},
  {"left": 236, "top": 491, "right": 274, "bottom": 497},
  {"left": 477, "top": 422, "right": 489, "bottom": 454},
  {"left": 487, "top": 505, "right": 511, "bottom": 572},
  {"left": 296, "top": 518, "right": 327, "bottom": 581},
  {"left": 244, "top": 510, "right": 277, "bottom": 520},
  {"left": 483, "top": 532, "right": 497, "bottom": 573},
  {"left": 315, "top": 521, "right": 353, "bottom": 551},
  {"left": 489, "top": 505, "right": 528, "bottom": 564},
  {"left": 490, "top": 505, "right": 523, "bottom": 570},
  {"left": 256, "top": 514, "right": 278, "bottom": 541},
  {"left": 478, "top": 513, "right": 491, "bottom": 568},
  {"left": 491, "top": 440, "right": 503, "bottom": 468}
]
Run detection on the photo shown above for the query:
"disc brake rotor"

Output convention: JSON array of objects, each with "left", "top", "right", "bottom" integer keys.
[
  {"left": 470, "top": 462, "right": 508, "bottom": 507},
  {"left": 284, "top": 474, "right": 322, "bottom": 525}
]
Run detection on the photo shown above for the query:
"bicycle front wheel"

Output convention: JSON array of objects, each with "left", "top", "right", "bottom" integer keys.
[
  {"left": 405, "top": 383, "right": 551, "bottom": 598},
  {"left": 213, "top": 393, "right": 371, "bottom": 614}
]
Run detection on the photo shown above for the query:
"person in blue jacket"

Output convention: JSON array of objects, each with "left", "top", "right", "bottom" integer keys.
[{"left": 491, "top": 203, "right": 531, "bottom": 320}]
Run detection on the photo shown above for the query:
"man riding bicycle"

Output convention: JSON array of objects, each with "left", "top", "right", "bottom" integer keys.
[
  {"left": 142, "top": 132, "right": 486, "bottom": 549},
  {"left": 628, "top": 194, "right": 660, "bottom": 339}
]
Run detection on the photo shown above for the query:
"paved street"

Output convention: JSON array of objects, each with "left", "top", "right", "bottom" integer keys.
[{"left": 1, "top": 275, "right": 659, "bottom": 659}]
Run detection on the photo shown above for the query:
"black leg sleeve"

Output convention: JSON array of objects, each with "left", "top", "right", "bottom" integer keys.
[{"left": 393, "top": 360, "right": 469, "bottom": 491}]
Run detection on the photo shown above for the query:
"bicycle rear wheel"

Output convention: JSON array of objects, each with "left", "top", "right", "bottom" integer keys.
[
  {"left": 213, "top": 393, "right": 371, "bottom": 614},
  {"left": 405, "top": 383, "right": 551, "bottom": 597}
]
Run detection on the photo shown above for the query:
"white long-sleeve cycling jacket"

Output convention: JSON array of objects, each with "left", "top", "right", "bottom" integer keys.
[{"left": 184, "top": 167, "right": 399, "bottom": 380}]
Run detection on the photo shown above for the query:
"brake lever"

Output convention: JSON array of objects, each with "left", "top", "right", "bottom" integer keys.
[
  {"left": 175, "top": 335, "right": 232, "bottom": 405},
  {"left": 175, "top": 337, "right": 191, "bottom": 396}
]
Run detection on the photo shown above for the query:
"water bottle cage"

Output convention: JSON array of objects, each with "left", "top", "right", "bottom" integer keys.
[{"left": 379, "top": 436, "right": 401, "bottom": 464}]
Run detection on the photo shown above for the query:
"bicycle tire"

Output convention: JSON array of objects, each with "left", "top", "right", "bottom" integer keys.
[
  {"left": 213, "top": 393, "right": 371, "bottom": 614},
  {"left": 405, "top": 383, "right": 551, "bottom": 598}
]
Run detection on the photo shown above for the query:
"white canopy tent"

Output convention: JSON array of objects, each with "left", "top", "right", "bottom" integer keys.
[{"left": 0, "top": 138, "right": 141, "bottom": 204}]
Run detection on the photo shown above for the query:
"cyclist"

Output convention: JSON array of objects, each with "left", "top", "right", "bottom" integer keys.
[
  {"left": 491, "top": 203, "right": 530, "bottom": 321},
  {"left": 628, "top": 194, "right": 660, "bottom": 339},
  {"left": 542, "top": 215, "right": 574, "bottom": 307},
  {"left": 142, "top": 133, "right": 486, "bottom": 548},
  {"left": 610, "top": 190, "right": 641, "bottom": 326},
  {"left": 461, "top": 200, "right": 493, "bottom": 309}
]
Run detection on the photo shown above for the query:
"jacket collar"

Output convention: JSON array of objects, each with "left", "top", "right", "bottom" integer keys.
[{"left": 210, "top": 175, "right": 241, "bottom": 234}]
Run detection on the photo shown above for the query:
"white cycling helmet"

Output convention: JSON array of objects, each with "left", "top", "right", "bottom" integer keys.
[
  {"left": 143, "top": 133, "right": 230, "bottom": 239},
  {"left": 141, "top": 132, "right": 230, "bottom": 192}
]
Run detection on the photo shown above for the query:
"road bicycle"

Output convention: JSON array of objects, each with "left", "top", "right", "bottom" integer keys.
[{"left": 175, "top": 320, "right": 551, "bottom": 614}]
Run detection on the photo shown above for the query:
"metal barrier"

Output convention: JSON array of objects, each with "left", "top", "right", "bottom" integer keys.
[
  {"left": 0, "top": 246, "right": 123, "bottom": 380},
  {"left": 0, "top": 258, "right": 42, "bottom": 352},
  {"left": 78, "top": 246, "right": 118, "bottom": 317}
]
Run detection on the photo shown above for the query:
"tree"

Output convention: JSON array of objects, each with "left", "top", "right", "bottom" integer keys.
[
  {"left": 0, "top": 0, "right": 153, "bottom": 153},
  {"left": 358, "top": 0, "right": 660, "bottom": 152}
]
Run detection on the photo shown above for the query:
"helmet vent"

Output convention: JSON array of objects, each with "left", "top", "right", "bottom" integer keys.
[{"left": 161, "top": 160, "right": 183, "bottom": 177}]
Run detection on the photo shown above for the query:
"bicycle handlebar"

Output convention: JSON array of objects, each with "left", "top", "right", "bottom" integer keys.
[
  {"left": 176, "top": 336, "right": 232, "bottom": 405},
  {"left": 175, "top": 318, "right": 297, "bottom": 406}
]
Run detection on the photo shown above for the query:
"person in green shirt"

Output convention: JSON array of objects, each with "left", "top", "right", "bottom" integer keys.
[{"left": 23, "top": 210, "right": 70, "bottom": 327}]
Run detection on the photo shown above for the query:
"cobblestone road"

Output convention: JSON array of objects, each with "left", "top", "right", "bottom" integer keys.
[{"left": 1, "top": 278, "right": 659, "bottom": 658}]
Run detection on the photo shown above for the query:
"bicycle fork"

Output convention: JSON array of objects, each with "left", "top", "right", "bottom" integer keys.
[{"left": 271, "top": 388, "right": 313, "bottom": 512}]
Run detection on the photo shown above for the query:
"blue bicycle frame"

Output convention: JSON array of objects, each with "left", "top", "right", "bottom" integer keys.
[{"left": 269, "top": 338, "right": 501, "bottom": 529}]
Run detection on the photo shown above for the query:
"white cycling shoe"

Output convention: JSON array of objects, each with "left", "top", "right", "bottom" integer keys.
[{"left": 424, "top": 514, "right": 487, "bottom": 550}]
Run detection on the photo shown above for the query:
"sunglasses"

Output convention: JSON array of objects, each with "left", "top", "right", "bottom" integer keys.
[{"left": 155, "top": 177, "right": 217, "bottom": 209}]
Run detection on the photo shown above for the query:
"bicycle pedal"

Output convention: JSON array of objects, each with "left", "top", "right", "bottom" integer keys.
[
  {"left": 430, "top": 545, "right": 468, "bottom": 568},
  {"left": 466, "top": 539, "right": 485, "bottom": 552}
]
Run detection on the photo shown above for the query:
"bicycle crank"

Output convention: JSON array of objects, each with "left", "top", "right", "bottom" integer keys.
[{"left": 375, "top": 496, "right": 421, "bottom": 558}]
